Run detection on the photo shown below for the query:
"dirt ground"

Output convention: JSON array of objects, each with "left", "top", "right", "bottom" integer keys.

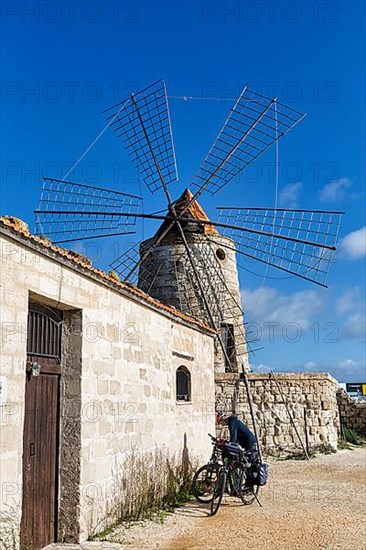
[{"left": 104, "top": 447, "right": 366, "bottom": 550}]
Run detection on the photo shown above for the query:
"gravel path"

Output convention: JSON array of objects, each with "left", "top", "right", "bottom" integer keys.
[{"left": 103, "top": 447, "right": 366, "bottom": 550}]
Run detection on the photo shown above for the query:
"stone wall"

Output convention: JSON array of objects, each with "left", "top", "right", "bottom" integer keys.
[
  {"left": 58, "top": 309, "right": 82, "bottom": 542},
  {"left": 337, "top": 389, "right": 366, "bottom": 436},
  {"left": 215, "top": 372, "right": 339, "bottom": 454},
  {"left": 0, "top": 226, "right": 215, "bottom": 542}
]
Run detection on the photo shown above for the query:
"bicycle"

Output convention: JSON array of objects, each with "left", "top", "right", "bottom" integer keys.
[
  {"left": 191, "top": 434, "right": 224, "bottom": 503},
  {"left": 192, "top": 435, "right": 259, "bottom": 506},
  {"left": 210, "top": 443, "right": 260, "bottom": 516}
]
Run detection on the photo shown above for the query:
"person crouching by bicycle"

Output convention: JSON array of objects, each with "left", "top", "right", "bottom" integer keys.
[{"left": 216, "top": 412, "right": 258, "bottom": 458}]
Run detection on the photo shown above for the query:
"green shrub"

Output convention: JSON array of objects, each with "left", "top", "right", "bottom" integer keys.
[{"left": 342, "top": 426, "right": 366, "bottom": 446}]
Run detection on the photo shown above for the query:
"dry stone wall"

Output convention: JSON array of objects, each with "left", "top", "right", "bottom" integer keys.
[
  {"left": 337, "top": 389, "right": 366, "bottom": 436},
  {"left": 215, "top": 372, "right": 339, "bottom": 454}
]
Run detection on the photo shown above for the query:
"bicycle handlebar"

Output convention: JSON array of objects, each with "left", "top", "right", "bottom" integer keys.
[
  {"left": 208, "top": 433, "right": 229, "bottom": 448},
  {"left": 208, "top": 433, "right": 253, "bottom": 457}
]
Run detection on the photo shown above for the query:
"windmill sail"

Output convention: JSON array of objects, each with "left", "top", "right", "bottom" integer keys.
[
  {"left": 215, "top": 207, "right": 343, "bottom": 287},
  {"left": 190, "top": 87, "right": 305, "bottom": 197},
  {"left": 104, "top": 79, "right": 178, "bottom": 194},
  {"left": 35, "top": 178, "right": 142, "bottom": 243}
]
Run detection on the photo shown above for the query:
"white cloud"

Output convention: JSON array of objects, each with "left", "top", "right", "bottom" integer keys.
[
  {"left": 242, "top": 286, "right": 324, "bottom": 329},
  {"left": 318, "top": 177, "right": 352, "bottom": 203},
  {"left": 304, "top": 359, "right": 365, "bottom": 383},
  {"left": 303, "top": 360, "right": 317, "bottom": 370},
  {"left": 243, "top": 285, "right": 365, "bottom": 344},
  {"left": 343, "top": 312, "right": 366, "bottom": 342},
  {"left": 336, "top": 288, "right": 359, "bottom": 314},
  {"left": 278, "top": 182, "right": 302, "bottom": 208},
  {"left": 337, "top": 358, "right": 359, "bottom": 369},
  {"left": 339, "top": 227, "right": 366, "bottom": 260},
  {"left": 252, "top": 358, "right": 365, "bottom": 383},
  {"left": 251, "top": 363, "right": 271, "bottom": 373},
  {"left": 336, "top": 287, "right": 365, "bottom": 342}
]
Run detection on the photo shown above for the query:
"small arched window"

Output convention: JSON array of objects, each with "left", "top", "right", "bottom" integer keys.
[{"left": 176, "top": 366, "right": 191, "bottom": 402}]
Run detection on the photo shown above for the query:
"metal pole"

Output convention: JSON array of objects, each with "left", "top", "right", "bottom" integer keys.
[
  {"left": 303, "top": 408, "right": 310, "bottom": 457},
  {"left": 241, "top": 365, "right": 262, "bottom": 462},
  {"left": 337, "top": 401, "right": 345, "bottom": 440},
  {"left": 269, "top": 370, "right": 310, "bottom": 460},
  {"left": 34, "top": 211, "right": 340, "bottom": 252}
]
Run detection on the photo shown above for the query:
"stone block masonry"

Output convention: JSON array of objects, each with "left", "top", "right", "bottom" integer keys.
[
  {"left": 337, "top": 388, "right": 366, "bottom": 436},
  {"left": 215, "top": 372, "right": 339, "bottom": 454}
]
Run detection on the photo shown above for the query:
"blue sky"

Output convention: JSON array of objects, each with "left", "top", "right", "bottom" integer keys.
[{"left": 1, "top": 0, "right": 365, "bottom": 381}]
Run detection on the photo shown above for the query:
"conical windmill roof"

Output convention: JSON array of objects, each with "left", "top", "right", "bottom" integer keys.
[{"left": 155, "top": 189, "right": 218, "bottom": 238}]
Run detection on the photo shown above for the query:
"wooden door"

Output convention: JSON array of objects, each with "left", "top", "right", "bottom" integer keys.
[{"left": 21, "top": 303, "right": 62, "bottom": 549}]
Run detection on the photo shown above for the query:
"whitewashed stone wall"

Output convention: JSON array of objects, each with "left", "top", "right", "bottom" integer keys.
[{"left": 0, "top": 227, "right": 215, "bottom": 542}]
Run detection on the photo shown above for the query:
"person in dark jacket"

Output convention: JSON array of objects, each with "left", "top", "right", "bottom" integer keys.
[{"left": 216, "top": 412, "right": 257, "bottom": 452}]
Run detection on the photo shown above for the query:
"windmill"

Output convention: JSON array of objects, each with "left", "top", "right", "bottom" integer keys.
[{"left": 35, "top": 79, "right": 343, "bottom": 375}]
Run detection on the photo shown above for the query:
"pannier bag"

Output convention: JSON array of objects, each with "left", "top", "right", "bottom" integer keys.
[
  {"left": 250, "top": 462, "right": 269, "bottom": 486},
  {"left": 222, "top": 441, "right": 242, "bottom": 460}
]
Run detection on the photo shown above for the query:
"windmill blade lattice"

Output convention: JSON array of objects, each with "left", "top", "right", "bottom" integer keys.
[
  {"left": 110, "top": 243, "right": 141, "bottom": 283},
  {"left": 175, "top": 240, "right": 256, "bottom": 367},
  {"left": 35, "top": 178, "right": 142, "bottom": 243},
  {"left": 110, "top": 242, "right": 165, "bottom": 289},
  {"left": 191, "top": 88, "right": 305, "bottom": 196},
  {"left": 105, "top": 79, "right": 178, "bottom": 194},
  {"left": 122, "top": 233, "right": 257, "bottom": 368},
  {"left": 216, "top": 207, "right": 343, "bottom": 287}
]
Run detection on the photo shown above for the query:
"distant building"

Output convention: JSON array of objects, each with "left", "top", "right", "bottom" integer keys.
[{"left": 345, "top": 382, "right": 366, "bottom": 400}]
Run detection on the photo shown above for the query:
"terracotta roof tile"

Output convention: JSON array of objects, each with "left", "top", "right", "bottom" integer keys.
[
  {"left": 155, "top": 189, "right": 218, "bottom": 238},
  {"left": 0, "top": 217, "right": 215, "bottom": 334}
]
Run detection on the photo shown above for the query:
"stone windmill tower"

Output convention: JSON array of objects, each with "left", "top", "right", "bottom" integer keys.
[{"left": 138, "top": 189, "right": 250, "bottom": 375}]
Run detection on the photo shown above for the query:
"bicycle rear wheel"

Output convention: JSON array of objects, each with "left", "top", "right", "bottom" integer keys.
[
  {"left": 210, "top": 470, "right": 226, "bottom": 516},
  {"left": 192, "top": 463, "right": 220, "bottom": 503}
]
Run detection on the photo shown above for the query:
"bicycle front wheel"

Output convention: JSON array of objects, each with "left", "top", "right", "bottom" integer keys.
[
  {"left": 210, "top": 470, "right": 227, "bottom": 516},
  {"left": 192, "top": 463, "right": 220, "bottom": 503}
]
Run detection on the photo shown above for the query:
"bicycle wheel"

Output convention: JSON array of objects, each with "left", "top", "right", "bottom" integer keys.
[
  {"left": 210, "top": 470, "right": 226, "bottom": 516},
  {"left": 238, "top": 469, "right": 259, "bottom": 505},
  {"left": 192, "top": 463, "right": 220, "bottom": 503},
  {"left": 226, "top": 468, "right": 238, "bottom": 496}
]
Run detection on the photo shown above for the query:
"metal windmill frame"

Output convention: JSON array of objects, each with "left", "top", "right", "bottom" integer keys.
[{"left": 35, "top": 79, "right": 344, "bottom": 372}]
